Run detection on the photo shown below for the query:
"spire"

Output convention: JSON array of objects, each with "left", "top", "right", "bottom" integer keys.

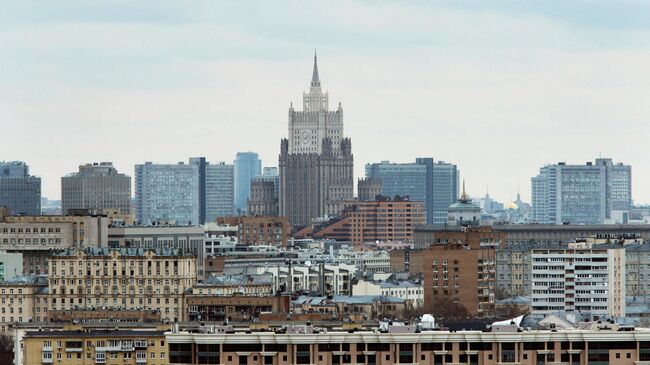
[
  {"left": 311, "top": 50, "right": 320, "bottom": 88},
  {"left": 460, "top": 180, "right": 469, "bottom": 202}
]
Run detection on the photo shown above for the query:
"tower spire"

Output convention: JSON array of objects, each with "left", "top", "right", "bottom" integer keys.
[
  {"left": 311, "top": 50, "right": 320, "bottom": 87},
  {"left": 460, "top": 179, "right": 469, "bottom": 202}
]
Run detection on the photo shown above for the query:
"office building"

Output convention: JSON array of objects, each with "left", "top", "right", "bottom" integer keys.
[
  {"left": 135, "top": 161, "right": 199, "bottom": 225},
  {"left": 0, "top": 161, "right": 41, "bottom": 216},
  {"left": 188, "top": 158, "right": 235, "bottom": 224},
  {"left": 365, "top": 158, "right": 458, "bottom": 224},
  {"left": 61, "top": 162, "right": 131, "bottom": 215},
  {"left": 530, "top": 243, "right": 625, "bottom": 319},
  {"left": 531, "top": 158, "right": 632, "bottom": 224},
  {"left": 248, "top": 167, "right": 279, "bottom": 216},
  {"left": 234, "top": 152, "right": 261, "bottom": 215},
  {"left": 279, "top": 54, "right": 354, "bottom": 226}
]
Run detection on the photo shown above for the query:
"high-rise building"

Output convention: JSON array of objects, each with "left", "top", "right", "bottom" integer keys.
[
  {"left": 279, "top": 54, "right": 354, "bottom": 226},
  {"left": 135, "top": 162, "right": 199, "bottom": 225},
  {"left": 205, "top": 162, "right": 234, "bottom": 222},
  {"left": 531, "top": 158, "right": 631, "bottom": 224},
  {"left": 365, "top": 158, "right": 459, "bottom": 224},
  {"left": 234, "top": 152, "right": 261, "bottom": 215},
  {"left": 61, "top": 162, "right": 131, "bottom": 215},
  {"left": 0, "top": 161, "right": 41, "bottom": 215},
  {"left": 357, "top": 178, "right": 381, "bottom": 201}
]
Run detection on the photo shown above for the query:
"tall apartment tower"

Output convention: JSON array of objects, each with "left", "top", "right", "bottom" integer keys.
[
  {"left": 0, "top": 161, "right": 41, "bottom": 216},
  {"left": 61, "top": 162, "right": 131, "bottom": 215},
  {"left": 279, "top": 54, "right": 354, "bottom": 227},
  {"left": 234, "top": 152, "right": 261, "bottom": 215},
  {"left": 365, "top": 158, "right": 459, "bottom": 224},
  {"left": 531, "top": 158, "right": 631, "bottom": 224},
  {"left": 135, "top": 162, "right": 199, "bottom": 225}
]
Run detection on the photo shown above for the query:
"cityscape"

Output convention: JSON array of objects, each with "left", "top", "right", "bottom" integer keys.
[{"left": 2, "top": 2, "right": 650, "bottom": 365}]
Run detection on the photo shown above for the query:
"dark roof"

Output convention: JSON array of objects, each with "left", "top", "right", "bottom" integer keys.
[{"left": 25, "top": 330, "right": 166, "bottom": 338}]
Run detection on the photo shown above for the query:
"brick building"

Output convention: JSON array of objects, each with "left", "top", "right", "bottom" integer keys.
[{"left": 216, "top": 216, "right": 289, "bottom": 246}]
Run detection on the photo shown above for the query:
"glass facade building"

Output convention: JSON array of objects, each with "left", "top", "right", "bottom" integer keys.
[
  {"left": 365, "top": 158, "right": 459, "bottom": 224},
  {"left": 233, "top": 152, "right": 261, "bottom": 215},
  {"left": 0, "top": 161, "right": 41, "bottom": 216}
]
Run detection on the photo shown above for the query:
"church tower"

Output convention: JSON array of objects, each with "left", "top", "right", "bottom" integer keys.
[{"left": 279, "top": 54, "right": 354, "bottom": 227}]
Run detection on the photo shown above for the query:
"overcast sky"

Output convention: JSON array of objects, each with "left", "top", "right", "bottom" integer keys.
[{"left": 1, "top": 1, "right": 649, "bottom": 204}]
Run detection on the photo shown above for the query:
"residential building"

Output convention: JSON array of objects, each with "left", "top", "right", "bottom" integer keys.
[
  {"left": 292, "top": 295, "right": 407, "bottom": 321},
  {"left": 0, "top": 275, "right": 48, "bottom": 332},
  {"left": 494, "top": 224, "right": 650, "bottom": 245},
  {"left": 0, "top": 161, "right": 41, "bottom": 216},
  {"left": 625, "top": 243, "right": 650, "bottom": 298},
  {"left": 279, "top": 54, "right": 354, "bottom": 226},
  {"left": 293, "top": 196, "right": 425, "bottom": 247},
  {"left": 135, "top": 161, "right": 199, "bottom": 225},
  {"left": 185, "top": 295, "right": 290, "bottom": 322},
  {"left": 234, "top": 152, "right": 262, "bottom": 215},
  {"left": 248, "top": 180, "right": 278, "bottom": 216},
  {"left": 495, "top": 243, "right": 533, "bottom": 298},
  {"left": 365, "top": 158, "right": 459, "bottom": 224},
  {"left": 61, "top": 162, "right": 131, "bottom": 214},
  {"left": 22, "top": 329, "right": 167, "bottom": 365},
  {"left": 530, "top": 243, "right": 626, "bottom": 319},
  {"left": 48, "top": 247, "right": 197, "bottom": 322},
  {"left": 418, "top": 226, "right": 503, "bottom": 317},
  {"left": 166, "top": 326, "right": 650, "bottom": 365},
  {"left": 531, "top": 158, "right": 632, "bottom": 224},
  {"left": 216, "top": 216, "right": 290, "bottom": 246}
]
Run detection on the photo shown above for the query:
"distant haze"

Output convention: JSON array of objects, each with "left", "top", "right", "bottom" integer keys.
[{"left": 2, "top": 1, "right": 649, "bottom": 205}]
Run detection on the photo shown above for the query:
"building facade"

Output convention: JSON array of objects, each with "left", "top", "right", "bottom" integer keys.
[
  {"left": 166, "top": 327, "right": 650, "bottom": 365},
  {"left": 135, "top": 162, "right": 200, "bottom": 225},
  {"left": 530, "top": 244, "right": 626, "bottom": 319},
  {"left": 279, "top": 55, "right": 354, "bottom": 227},
  {"left": 531, "top": 158, "right": 632, "bottom": 224},
  {"left": 234, "top": 152, "right": 262, "bottom": 215},
  {"left": 61, "top": 162, "right": 131, "bottom": 215},
  {"left": 216, "top": 216, "right": 290, "bottom": 246},
  {"left": 48, "top": 248, "right": 197, "bottom": 323},
  {"left": 23, "top": 330, "right": 167, "bottom": 365},
  {"left": 357, "top": 178, "right": 381, "bottom": 201},
  {"left": 365, "top": 158, "right": 458, "bottom": 224},
  {"left": 0, "top": 161, "right": 41, "bottom": 216}
]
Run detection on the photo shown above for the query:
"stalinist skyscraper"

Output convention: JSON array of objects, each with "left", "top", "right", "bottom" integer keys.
[{"left": 279, "top": 54, "right": 354, "bottom": 227}]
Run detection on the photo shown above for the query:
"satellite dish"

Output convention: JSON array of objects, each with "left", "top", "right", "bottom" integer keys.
[{"left": 305, "top": 261, "right": 312, "bottom": 267}]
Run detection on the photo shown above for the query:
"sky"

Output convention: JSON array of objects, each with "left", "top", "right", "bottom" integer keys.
[{"left": 1, "top": 1, "right": 650, "bottom": 204}]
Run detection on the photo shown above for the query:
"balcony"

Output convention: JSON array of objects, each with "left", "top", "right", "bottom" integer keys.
[
  {"left": 42, "top": 345, "right": 52, "bottom": 352},
  {"left": 134, "top": 340, "right": 148, "bottom": 348},
  {"left": 96, "top": 345, "right": 121, "bottom": 352},
  {"left": 42, "top": 353, "right": 53, "bottom": 364},
  {"left": 95, "top": 354, "right": 106, "bottom": 364}
]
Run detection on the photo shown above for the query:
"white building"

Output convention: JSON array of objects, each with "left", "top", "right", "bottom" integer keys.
[
  {"left": 531, "top": 243, "right": 625, "bottom": 320},
  {"left": 353, "top": 279, "right": 424, "bottom": 308}
]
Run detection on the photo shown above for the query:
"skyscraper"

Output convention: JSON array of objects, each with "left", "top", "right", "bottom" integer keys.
[
  {"left": 234, "top": 152, "right": 261, "bottom": 215},
  {"left": 531, "top": 158, "right": 632, "bottom": 224},
  {"left": 135, "top": 161, "right": 199, "bottom": 225},
  {"left": 365, "top": 158, "right": 459, "bottom": 224},
  {"left": 0, "top": 161, "right": 41, "bottom": 216},
  {"left": 279, "top": 54, "right": 354, "bottom": 226},
  {"left": 61, "top": 162, "right": 131, "bottom": 215}
]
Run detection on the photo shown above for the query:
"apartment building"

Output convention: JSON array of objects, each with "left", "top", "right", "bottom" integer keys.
[
  {"left": 0, "top": 275, "right": 48, "bottom": 333},
  {"left": 22, "top": 330, "right": 167, "bottom": 365},
  {"left": 166, "top": 326, "right": 650, "bottom": 365},
  {"left": 496, "top": 243, "right": 534, "bottom": 298},
  {"left": 530, "top": 244, "right": 626, "bottom": 319},
  {"left": 352, "top": 279, "right": 424, "bottom": 308},
  {"left": 48, "top": 247, "right": 197, "bottom": 322}
]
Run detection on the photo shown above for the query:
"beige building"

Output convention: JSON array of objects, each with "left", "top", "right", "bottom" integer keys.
[
  {"left": 48, "top": 247, "right": 197, "bottom": 322},
  {"left": 0, "top": 275, "right": 48, "bottom": 333},
  {"left": 166, "top": 326, "right": 650, "bottom": 365},
  {"left": 0, "top": 212, "right": 109, "bottom": 274},
  {"left": 23, "top": 329, "right": 167, "bottom": 365}
]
